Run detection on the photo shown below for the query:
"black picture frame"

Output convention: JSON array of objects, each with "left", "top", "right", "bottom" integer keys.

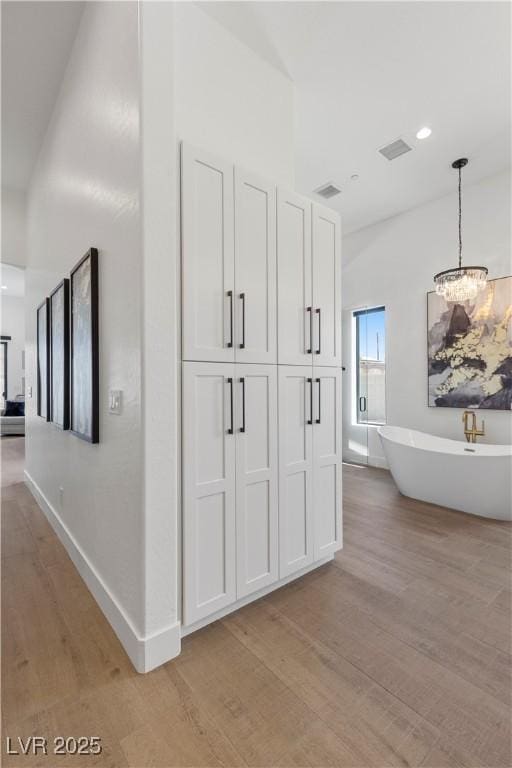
[
  {"left": 70, "top": 248, "right": 99, "bottom": 443},
  {"left": 36, "top": 298, "right": 50, "bottom": 420},
  {"left": 49, "top": 279, "right": 70, "bottom": 429}
]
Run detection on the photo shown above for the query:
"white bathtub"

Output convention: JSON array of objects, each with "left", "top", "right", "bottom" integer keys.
[{"left": 378, "top": 426, "right": 512, "bottom": 521}]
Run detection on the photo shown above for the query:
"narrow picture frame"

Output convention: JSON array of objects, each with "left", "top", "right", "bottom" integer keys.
[
  {"left": 36, "top": 298, "right": 50, "bottom": 420},
  {"left": 49, "top": 278, "right": 70, "bottom": 429},
  {"left": 70, "top": 248, "right": 99, "bottom": 443}
]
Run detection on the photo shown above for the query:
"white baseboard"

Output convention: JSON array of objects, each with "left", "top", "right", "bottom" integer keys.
[
  {"left": 182, "top": 554, "right": 334, "bottom": 637},
  {"left": 24, "top": 470, "right": 181, "bottom": 673}
]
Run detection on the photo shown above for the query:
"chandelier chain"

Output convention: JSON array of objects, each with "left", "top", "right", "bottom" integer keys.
[{"left": 458, "top": 165, "right": 462, "bottom": 269}]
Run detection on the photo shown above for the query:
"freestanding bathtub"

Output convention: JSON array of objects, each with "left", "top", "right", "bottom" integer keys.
[{"left": 378, "top": 426, "right": 512, "bottom": 521}]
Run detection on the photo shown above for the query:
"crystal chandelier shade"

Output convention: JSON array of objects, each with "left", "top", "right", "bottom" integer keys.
[{"left": 433, "top": 159, "right": 488, "bottom": 302}]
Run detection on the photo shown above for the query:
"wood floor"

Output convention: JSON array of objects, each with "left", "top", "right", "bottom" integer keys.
[{"left": 2, "top": 438, "right": 511, "bottom": 767}]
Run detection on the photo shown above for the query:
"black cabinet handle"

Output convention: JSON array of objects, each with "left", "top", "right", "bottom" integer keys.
[
  {"left": 316, "top": 378, "right": 321, "bottom": 424},
  {"left": 227, "top": 291, "right": 233, "bottom": 348},
  {"left": 228, "top": 377, "right": 234, "bottom": 434},
  {"left": 316, "top": 308, "right": 321, "bottom": 355},
  {"left": 359, "top": 395, "right": 367, "bottom": 413},
  {"left": 240, "top": 293, "right": 246, "bottom": 349},
  {"left": 307, "top": 377, "right": 313, "bottom": 424},
  {"left": 240, "top": 377, "right": 246, "bottom": 433},
  {"left": 306, "top": 307, "right": 313, "bottom": 354}
]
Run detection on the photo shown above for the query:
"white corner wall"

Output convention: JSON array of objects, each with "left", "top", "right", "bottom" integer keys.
[
  {"left": 174, "top": 3, "right": 294, "bottom": 186},
  {"left": 2, "top": 187, "right": 27, "bottom": 267},
  {"left": 24, "top": 1, "right": 148, "bottom": 664},
  {"left": 342, "top": 169, "right": 512, "bottom": 467}
]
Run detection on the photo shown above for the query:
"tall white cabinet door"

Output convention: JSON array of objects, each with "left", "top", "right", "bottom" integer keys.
[
  {"left": 235, "top": 365, "right": 278, "bottom": 598},
  {"left": 182, "top": 143, "right": 235, "bottom": 362},
  {"left": 277, "top": 189, "right": 313, "bottom": 366},
  {"left": 312, "top": 204, "right": 342, "bottom": 367},
  {"left": 182, "top": 362, "right": 236, "bottom": 625},
  {"left": 313, "top": 367, "right": 343, "bottom": 559},
  {"left": 235, "top": 170, "right": 277, "bottom": 364},
  {"left": 278, "top": 366, "right": 314, "bottom": 578}
]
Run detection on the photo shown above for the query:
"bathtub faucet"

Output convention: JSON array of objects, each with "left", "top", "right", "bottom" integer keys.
[{"left": 462, "top": 410, "right": 485, "bottom": 443}]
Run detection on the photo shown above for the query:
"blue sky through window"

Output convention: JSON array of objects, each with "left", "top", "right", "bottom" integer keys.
[{"left": 361, "top": 308, "right": 385, "bottom": 361}]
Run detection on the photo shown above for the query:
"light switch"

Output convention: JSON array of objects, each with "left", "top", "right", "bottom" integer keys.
[
  {"left": 27, "top": 386, "right": 33, "bottom": 398},
  {"left": 109, "top": 390, "right": 122, "bottom": 415}
]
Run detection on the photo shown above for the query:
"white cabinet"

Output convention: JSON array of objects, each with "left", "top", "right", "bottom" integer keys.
[
  {"left": 312, "top": 204, "right": 342, "bottom": 367},
  {"left": 183, "top": 361, "right": 278, "bottom": 625},
  {"left": 183, "top": 362, "right": 237, "bottom": 625},
  {"left": 312, "top": 368, "right": 343, "bottom": 558},
  {"left": 277, "top": 191, "right": 341, "bottom": 367},
  {"left": 278, "top": 366, "right": 314, "bottom": 577},
  {"left": 278, "top": 366, "right": 342, "bottom": 578},
  {"left": 236, "top": 365, "right": 278, "bottom": 597},
  {"left": 277, "top": 189, "right": 313, "bottom": 366},
  {"left": 182, "top": 145, "right": 277, "bottom": 365},
  {"left": 234, "top": 170, "right": 277, "bottom": 363},
  {"left": 182, "top": 144, "right": 235, "bottom": 363}
]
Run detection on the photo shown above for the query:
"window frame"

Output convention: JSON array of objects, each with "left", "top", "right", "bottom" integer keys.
[{"left": 354, "top": 305, "right": 386, "bottom": 427}]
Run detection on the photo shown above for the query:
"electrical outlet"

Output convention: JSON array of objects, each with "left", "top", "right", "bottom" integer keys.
[
  {"left": 109, "top": 390, "right": 122, "bottom": 415},
  {"left": 59, "top": 487, "right": 64, "bottom": 508},
  {"left": 27, "top": 386, "right": 33, "bottom": 398}
]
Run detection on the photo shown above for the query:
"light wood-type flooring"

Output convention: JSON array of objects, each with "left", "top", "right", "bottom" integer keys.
[{"left": 2, "top": 437, "right": 511, "bottom": 767}]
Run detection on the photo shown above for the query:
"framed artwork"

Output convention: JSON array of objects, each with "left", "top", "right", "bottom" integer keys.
[
  {"left": 36, "top": 298, "right": 50, "bottom": 420},
  {"left": 428, "top": 276, "right": 512, "bottom": 410},
  {"left": 70, "top": 248, "right": 99, "bottom": 443},
  {"left": 50, "top": 279, "right": 70, "bottom": 429}
]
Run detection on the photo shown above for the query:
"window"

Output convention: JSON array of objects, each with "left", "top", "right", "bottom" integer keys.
[
  {"left": 354, "top": 306, "right": 386, "bottom": 425},
  {"left": 1, "top": 341, "right": 7, "bottom": 409}
]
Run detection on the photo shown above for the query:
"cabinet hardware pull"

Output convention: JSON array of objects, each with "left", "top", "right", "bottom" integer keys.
[
  {"left": 307, "top": 377, "right": 313, "bottom": 424},
  {"left": 316, "top": 378, "right": 321, "bottom": 424},
  {"left": 240, "top": 293, "right": 246, "bottom": 349},
  {"left": 227, "top": 291, "right": 233, "bottom": 348},
  {"left": 316, "top": 308, "right": 321, "bottom": 355},
  {"left": 228, "top": 377, "right": 234, "bottom": 434},
  {"left": 306, "top": 307, "right": 313, "bottom": 354},
  {"left": 240, "top": 377, "right": 246, "bottom": 433},
  {"left": 359, "top": 395, "right": 367, "bottom": 413}
]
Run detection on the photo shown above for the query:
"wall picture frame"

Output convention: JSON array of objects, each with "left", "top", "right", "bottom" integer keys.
[
  {"left": 70, "top": 248, "right": 99, "bottom": 443},
  {"left": 36, "top": 298, "right": 50, "bottom": 420},
  {"left": 427, "top": 275, "right": 512, "bottom": 410},
  {"left": 50, "top": 278, "right": 70, "bottom": 429}
]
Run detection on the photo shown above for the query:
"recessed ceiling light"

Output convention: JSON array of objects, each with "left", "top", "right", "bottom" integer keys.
[
  {"left": 1, "top": 285, "right": 7, "bottom": 290},
  {"left": 416, "top": 126, "right": 432, "bottom": 140},
  {"left": 350, "top": 174, "right": 359, "bottom": 181}
]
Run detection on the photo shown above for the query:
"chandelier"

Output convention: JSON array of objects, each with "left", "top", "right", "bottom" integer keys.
[{"left": 434, "top": 158, "right": 487, "bottom": 302}]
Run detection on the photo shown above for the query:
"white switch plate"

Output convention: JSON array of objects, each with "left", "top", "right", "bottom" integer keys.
[
  {"left": 27, "top": 386, "right": 33, "bottom": 398},
  {"left": 109, "top": 389, "right": 122, "bottom": 415}
]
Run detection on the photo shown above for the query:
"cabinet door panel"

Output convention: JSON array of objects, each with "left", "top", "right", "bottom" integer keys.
[
  {"left": 312, "top": 204, "right": 341, "bottom": 367},
  {"left": 236, "top": 365, "right": 278, "bottom": 598},
  {"left": 182, "top": 144, "right": 235, "bottom": 362},
  {"left": 313, "top": 367, "right": 342, "bottom": 559},
  {"left": 183, "top": 362, "right": 236, "bottom": 625},
  {"left": 278, "top": 366, "right": 314, "bottom": 577},
  {"left": 235, "top": 170, "right": 276, "bottom": 363},
  {"left": 277, "top": 190, "right": 312, "bottom": 366}
]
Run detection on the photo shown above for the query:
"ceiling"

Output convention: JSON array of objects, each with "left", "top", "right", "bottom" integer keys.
[
  {"left": 1, "top": 1, "right": 509, "bottom": 234},
  {"left": 1, "top": 264, "right": 25, "bottom": 297},
  {"left": 1, "top": 1, "right": 84, "bottom": 191},
  {"left": 199, "top": 1, "right": 511, "bottom": 234}
]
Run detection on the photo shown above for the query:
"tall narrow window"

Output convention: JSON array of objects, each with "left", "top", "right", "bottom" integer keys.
[
  {"left": 0, "top": 341, "right": 8, "bottom": 409},
  {"left": 354, "top": 306, "right": 386, "bottom": 425}
]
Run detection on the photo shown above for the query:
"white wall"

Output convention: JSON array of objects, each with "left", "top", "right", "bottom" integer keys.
[
  {"left": 342, "top": 170, "right": 512, "bottom": 466},
  {"left": 2, "top": 187, "right": 27, "bottom": 267},
  {"left": 1, "top": 293, "right": 25, "bottom": 399},
  {"left": 174, "top": 3, "right": 294, "bottom": 186},
  {"left": 25, "top": 1, "right": 146, "bottom": 649}
]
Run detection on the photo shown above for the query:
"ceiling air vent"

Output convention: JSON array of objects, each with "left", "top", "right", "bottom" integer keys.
[
  {"left": 379, "top": 138, "right": 412, "bottom": 161},
  {"left": 314, "top": 181, "right": 341, "bottom": 199}
]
